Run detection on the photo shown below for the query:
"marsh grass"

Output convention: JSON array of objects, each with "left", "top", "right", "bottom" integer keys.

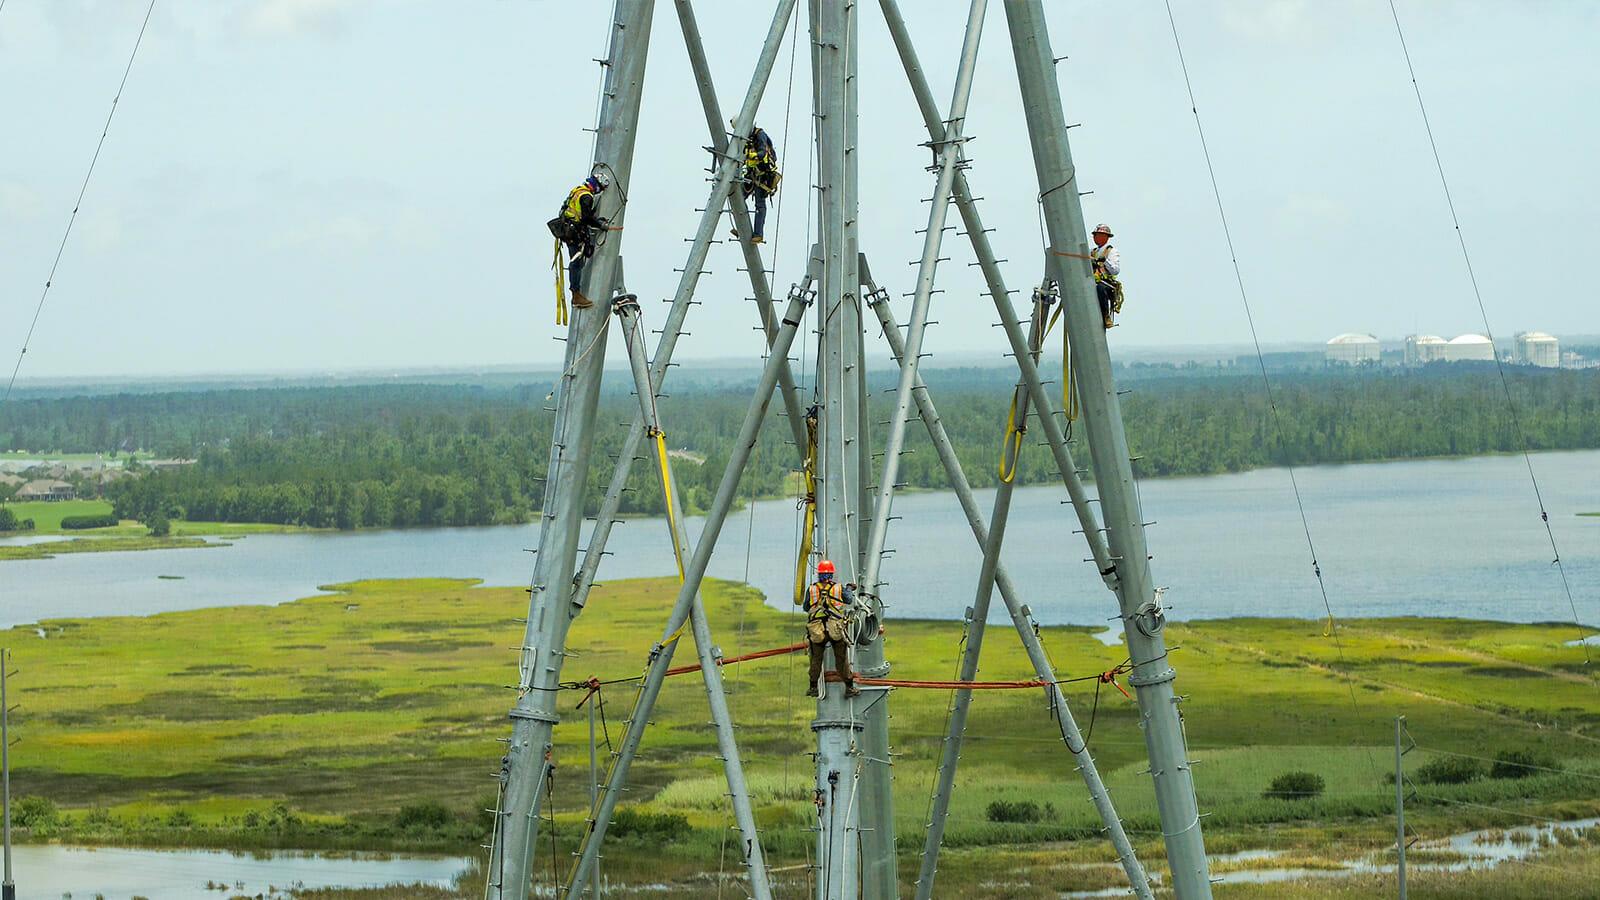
[{"left": 7, "top": 576, "right": 1597, "bottom": 887}]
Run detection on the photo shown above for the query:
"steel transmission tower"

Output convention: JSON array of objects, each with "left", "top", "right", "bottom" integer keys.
[{"left": 485, "top": 2, "right": 1211, "bottom": 898}]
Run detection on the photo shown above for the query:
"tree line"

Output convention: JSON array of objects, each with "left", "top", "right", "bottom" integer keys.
[{"left": 2, "top": 366, "right": 1594, "bottom": 529}]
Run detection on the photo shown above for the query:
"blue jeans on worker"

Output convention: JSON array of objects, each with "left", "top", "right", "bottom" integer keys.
[
  {"left": 568, "top": 246, "right": 589, "bottom": 296},
  {"left": 752, "top": 188, "right": 769, "bottom": 239}
]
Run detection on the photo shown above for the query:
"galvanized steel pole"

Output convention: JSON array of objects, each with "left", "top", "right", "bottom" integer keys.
[
  {"left": 565, "top": 282, "right": 815, "bottom": 899},
  {"left": 1004, "top": 1, "right": 1212, "bottom": 894},
  {"left": 489, "top": 4, "right": 654, "bottom": 896},
  {"left": 869, "top": 292, "right": 1152, "bottom": 900},
  {"left": 810, "top": 0, "right": 869, "bottom": 895}
]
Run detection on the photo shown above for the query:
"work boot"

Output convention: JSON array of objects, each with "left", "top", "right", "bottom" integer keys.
[
  {"left": 805, "top": 685, "right": 819, "bottom": 698},
  {"left": 845, "top": 682, "right": 862, "bottom": 698},
  {"left": 751, "top": 235, "right": 765, "bottom": 245},
  {"left": 572, "top": 291, "right": 593, "bottom": 310}
]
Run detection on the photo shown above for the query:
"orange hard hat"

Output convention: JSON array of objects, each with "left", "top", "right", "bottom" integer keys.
[{"left": 816, "top": 559, "right": 836, "bottom": 575}]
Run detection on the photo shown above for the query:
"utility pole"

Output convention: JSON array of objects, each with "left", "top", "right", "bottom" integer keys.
[
  {"left": 487, "top": 3, "right": 654, "bottom": 897},
  {"left": 1004, "top": 1, "right": 1213, "bottom": 896},
  {"left": 1396, "top": 716, "right": 1407, "bottom": 900},
  {"left": 2, "top": 648, "right": 13, "bottom": 900},
  {"left": 809, "top": 1, "right": 868, "bottom": 896}
]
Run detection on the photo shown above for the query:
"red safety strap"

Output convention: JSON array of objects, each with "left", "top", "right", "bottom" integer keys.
[
  {"left": 825, "top": 673, "right": 1050, "bottom": 690},
  {"left": 664, "top": 641, "right": 808, "bottom": 678}
]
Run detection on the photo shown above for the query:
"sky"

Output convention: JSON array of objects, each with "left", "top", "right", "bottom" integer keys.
[{"left": 1, "top": 0, "right": 1596, "bottom": 379}]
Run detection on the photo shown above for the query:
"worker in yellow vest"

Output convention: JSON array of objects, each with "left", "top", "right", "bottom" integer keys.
[
  {"left": 548, "top": 170, "right": 611, "bottom": 310},
  {"left": 798, "top": 559, "right": 860, "bottom": 698},
  {"left": 1089, "top": 223, "right": 1123, "bottom": 329},
  {"left": 730, "top": 120, "right": 780, "bottom": 244}
]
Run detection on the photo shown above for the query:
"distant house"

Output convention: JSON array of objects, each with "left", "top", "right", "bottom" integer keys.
[
  {"left": 144, "top": 459, "right": 197, "bottom": 472},
  {"left": 15, "top": 479, "right": 75, "bottom": 502}
]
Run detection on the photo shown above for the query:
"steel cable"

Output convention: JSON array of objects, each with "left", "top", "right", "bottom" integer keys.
[
  {"left": 1385, "top": 0, "right": 1592, "bottom": 684},
  {"left": 1160, "top": 0, "right": 1370, "bottom": 739},
  {"left": 4, "top": 0, "right": 157, "bottom": 407}
]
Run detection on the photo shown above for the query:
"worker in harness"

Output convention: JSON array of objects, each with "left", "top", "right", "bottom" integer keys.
[
  {"left": 548, "top": 170, "right": 611, "bottom": 310},
  {"left": 798, "top": 559, "right": 860, "bottom": 698},
  {"left": 730, "top": 120, "right": 780, "bottom": 244},
  {"left": 1089, "top": 223, "right": 1123, "bottom": 329}
]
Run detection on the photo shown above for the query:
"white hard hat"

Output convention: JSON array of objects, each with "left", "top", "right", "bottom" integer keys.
[
  {"left": 591, "top": 168, "right": 612, "bottom": 189},
  {"left": 1092, "top": 223, "right": 1113, "bottom": 237}
]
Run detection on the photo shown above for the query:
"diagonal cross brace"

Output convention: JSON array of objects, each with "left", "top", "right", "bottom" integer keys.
[{"left": 869, "top": 280, "right": 1153, "bottom": 900}]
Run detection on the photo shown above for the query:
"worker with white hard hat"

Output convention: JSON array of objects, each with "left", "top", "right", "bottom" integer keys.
[{"left": 1089, "top": 223, "right": 1123, "bottom": 329}]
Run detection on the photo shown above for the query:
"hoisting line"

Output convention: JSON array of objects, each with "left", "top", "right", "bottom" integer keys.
[
  {"left": 1042, "top": 301, "right": 1080, "bottom": 426},
  {"left": 997, "top": 396, "right": 1026, "bottom": 484},
  {"left": 666, "top": 641, "right": 810, "bottom": 678},
  {"left": 1386, "top": 0, "right": 1592, "bottom": 681},
  {"left": 652, "top": 428, "right": 687, "bottom": 581},
  {"left": 828, "top": 674, "right": 1047, "bottom": 690},
  {"left": 3, "top": 0, "right": 157, "bottom": 407},
  {"left": 551, "top": 241, "right": 569, "bottom": 326},
  {"left": 794, "top": 407, "right": 819, "bottom": 604}
]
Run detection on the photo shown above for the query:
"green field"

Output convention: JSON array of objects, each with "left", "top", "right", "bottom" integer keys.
[
  {"left": 0, "top": 498, "right": 312, "bottom": 559},
  {"left": 8, "top": 577, "right": 1598, "bottom": 895}
]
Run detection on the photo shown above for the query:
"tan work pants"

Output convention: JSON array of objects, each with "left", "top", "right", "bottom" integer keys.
[{"left": 806, "top": 618, "right": 853, "bottom": 689}]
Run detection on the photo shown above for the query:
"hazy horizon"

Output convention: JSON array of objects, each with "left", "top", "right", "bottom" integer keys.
[{"left": 3, "top": 1, "right": 1596, "bottom": 379}]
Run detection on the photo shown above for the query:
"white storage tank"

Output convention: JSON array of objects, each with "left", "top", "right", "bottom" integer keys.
[
  {"left": 1513, "top": 331, "right": 1560, "bottom": 367},
  {"left": 1444, "top": 334, "right": 1495, "bottom": 362},
  {"left": 1404, "top": 334, "right": 1447, "bottom": 365},
  {"left": 1326, "top": 333, "right": 1381, "bottom": 365}
]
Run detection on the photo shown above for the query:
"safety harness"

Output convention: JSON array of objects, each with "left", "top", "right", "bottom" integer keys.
[
  {"left": 742, "top": 130, "right": 782, "bottom": 196},
  {"left": 803, "top": 581, "right": 850, "bottom": 623},
  {"left": 1090, "top": 244, "right": 1125, "bottom": 318},
  {"left": 549, "top": 183, "right": 598, "bottom": 326}
]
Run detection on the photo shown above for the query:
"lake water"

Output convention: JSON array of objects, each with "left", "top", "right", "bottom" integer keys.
[
  {"left": 8, "top": 844, "right": 470, "bottom": 899},
  {"left": 2, "top": 451, "right": 1595, "bottom": 630}
]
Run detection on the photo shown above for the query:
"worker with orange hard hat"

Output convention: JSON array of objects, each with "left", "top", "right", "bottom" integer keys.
[{"left": 798, "top": 559, "right": 860, "bottom": 698}]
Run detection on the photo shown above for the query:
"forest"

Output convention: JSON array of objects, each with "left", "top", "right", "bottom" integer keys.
[{"left": 2, "top": 364, "right": 1595, "bottom": 529}]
